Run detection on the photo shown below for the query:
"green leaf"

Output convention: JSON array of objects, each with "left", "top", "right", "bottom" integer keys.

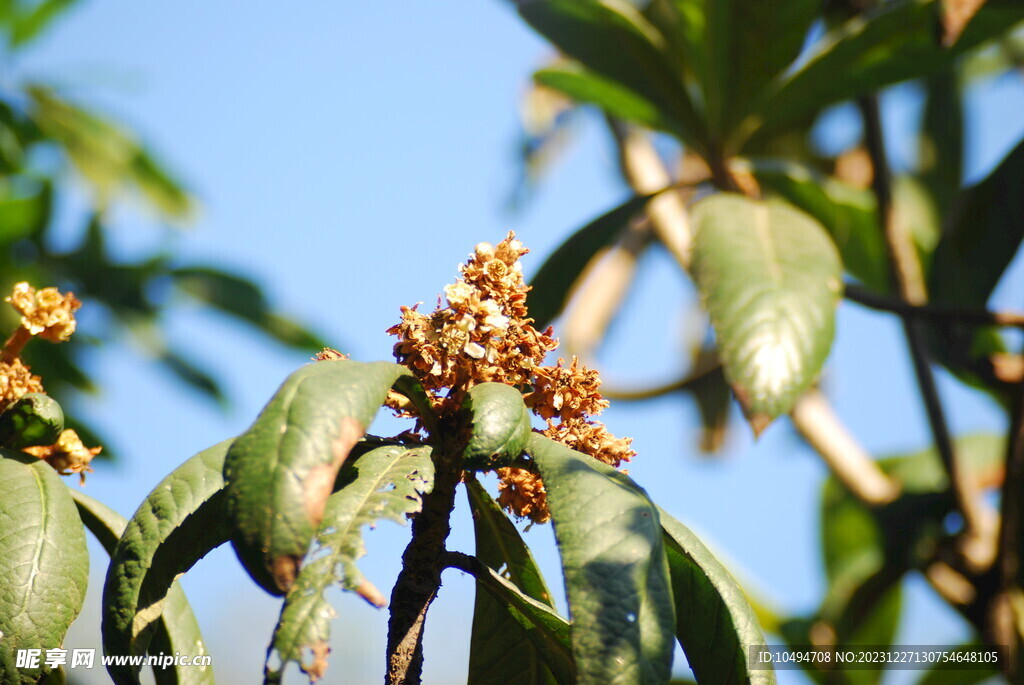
[
  {"left": 686, "top": 361, "right": 732, "bottom": 453},
  {"left": 224, "top": 360, "right": 410, "bottom": 594},
  {"left": 534, "top": 64, "right": 687, "bottom": 138},
  {"left": 70, "top": 491, "right": 214, "bottom": 685},
  {"left": 8, "top": 0, "right": 80, "bottom": 48},
  {"left": 463, "top": 383, "right": 532, "bottom": 471},
  {"left": 660, "top": 0, "right": 818, "bottom": 143},
  {"left": 102, "top": 440, "right": 233, "bottom": 685},
  {"left": 26, "top": 86, "right": 192, "bottom": 220},
  {"left": 0, "top": 392, "right": 64, "bottom": 448},
  {"left": 927, "top": 135, "right": 1024, "bottom": 399},
  {"left": 690, "top": 194, "right": 842, "bottom": 431},
  {"left": 448, "top": 550, "right": 574, "bottom": 685},
  {"left": 466, "top": 480, "right": 560, "bottom": 685},
  {"left": 265, "top": 444, "right": 434, "bottom": 684},
  {"left": 528, "top": 193, "right": 651, "bottom": 330},
  {"left": 0, "top": 450, "right": 88, "bottom": 685},
  {"left": 744, "top": 0, "right": 1024, "bottom": 148},
  {"left": 749, "top": 160, "right": 889, "bottom": 292},
  {"left": 517, "top": 0, "right": 705, "bottom": 151},
  {"left": 527, "top": 433, "right": 674, "bottom": 685},
  {"left": 0, "top": 182, "right": 50, "bottom": 244},
  {"left": 172, "top": 267, "right": 327, "bottom": 352},
  {"left": 931, "top": 135, "right": 1024, "bottom": 308},
  {"left": 919, "top": 71, "right": 964, "bottom": 217},
  {"left": 157, "top": 351, "right": 226, "bottom": 406},
  {"left": 658, "top": 509, "right": 774, "bottom": 685}
]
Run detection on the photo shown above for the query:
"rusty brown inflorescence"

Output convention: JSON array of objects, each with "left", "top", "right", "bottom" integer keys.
[
  {"left": 387, "top": 232, "right": 634, "bottom": 523},
  {"left": 1, "top": 282, "right": 100, "bottom": 481}
]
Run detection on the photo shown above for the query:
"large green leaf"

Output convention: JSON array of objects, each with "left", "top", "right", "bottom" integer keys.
[
  {"left": 528, "top": 193, "right": 651, "bottom": 330},
  {"left": 466, "top": 480, "right": 560, "bottom": 685},
  {"left": 527, "top": 433, "right": 674, "bottom": 685},
  {"left": 0, "top": 451, "right": 88, "bottom": 685},
  {"left": 658, "top": 509, "right": 774, "bottom": 685},
  {"left": 447, "top": 549, "right": 574, "bottom": 685},
  {"left": 463, "top": 383, "right": 532, "bottom": 471},
  {"left": 102, "top": 440, "right": 233, "bottom": 685},
  {"left": 71, "top": 491, "right": 213, "bottom": 685},
  {"left": 659, "top": 0, "right": 818, "bottom": 143},
  {"left": 223, "top": 360, "right": 409, "bottom": 594},
  {"left": 690, "top": 194, "right": 842, "bottom": 431},
  {"left": 744, "top": 0, "right": 1024, "bottom": 148},
  {"left": 265, "top": 444, "right": 434, "bottom": 684},
  {"left": 517, "top": 0, "right": 705, "bottom": 151}
]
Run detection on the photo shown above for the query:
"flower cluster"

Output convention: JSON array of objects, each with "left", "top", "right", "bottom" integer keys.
[
  {"left": 1, "top": 282, "right": 100, "bottom": 481},
  {"left": 388, "top": 233, "right": 634, "bottom": 523}
]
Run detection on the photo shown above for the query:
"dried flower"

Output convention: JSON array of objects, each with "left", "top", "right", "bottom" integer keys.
[
  {"left": 496, "top": 467, "right": 550, "bottom": 524},
  {"left": 24, "top": 429, "right": 101, "bottom": 483},
  {"left": 6, "top": 282, "right": 81, "bottom": 342}
]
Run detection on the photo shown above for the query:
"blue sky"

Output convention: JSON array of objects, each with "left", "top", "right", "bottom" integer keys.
[{"left": 19, "top": 2, "right": 1024, "bottom": 683}]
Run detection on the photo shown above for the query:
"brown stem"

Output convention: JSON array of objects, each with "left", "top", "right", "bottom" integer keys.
[
  {"left": 607, "top": 119, "right": 694, "bottom": 271},
  {"left": 845, "top": 284, "right": 1024, "bottom": 328},
  {"left": 385, "top": 440, "right": 462, "bottom": 684},
  {"left": 601, "top": 357, "right": 721, "bottom": 401},
  {"left": 1, "top": 326, "right": 32, "bottom": 364},
  {"left": 791, "top": 390, "right": 900, "bottom": 506},
  {"left": 858, "top": 95, "right": 990, "bottom": 566}
]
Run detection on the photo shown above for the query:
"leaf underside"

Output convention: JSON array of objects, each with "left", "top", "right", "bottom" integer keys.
[
  {"left": 71, "top": 490, "right": 214, "bottom": 685},
  {"left": 691, "top": 194, "right": 841, "bottom": 430},
  {"left": 265, "top": 444, "right": 435, "bottom": 684},
  {"left": 102, "top": 440, "right": 233, "bottom": 685},
  {"left": 223, "top": 360, "right": 411, "bottom": 594}
]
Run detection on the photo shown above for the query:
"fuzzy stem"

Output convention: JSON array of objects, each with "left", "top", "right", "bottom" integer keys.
[
  {"left": 385, "top": 440, "right": 462, "bottom": 685},
  {"left": 1, "top": 326, "right": 32, "bottom": 364}
]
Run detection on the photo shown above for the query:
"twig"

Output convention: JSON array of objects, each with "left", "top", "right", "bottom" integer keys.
[
  {"left": 601, "top": 357, "right": 721, "bottom": 401},
  {"left": 791, "top": 389, "right": 900, "bottom": 506},
  {"left": 562, "top": 217, "right": 651, "bottom": 360},
  {"left": 845, "top": 284, "right": 1024, "bottom": 328},
  {"left": 607, "top": 120, "right": 694, "bottom": 271},
  {"left": 858, "top": 95, "right": 990, "bottom": 566},
  {"left": 993, "top": 379, "right": 1024, "bottom": 673}
]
